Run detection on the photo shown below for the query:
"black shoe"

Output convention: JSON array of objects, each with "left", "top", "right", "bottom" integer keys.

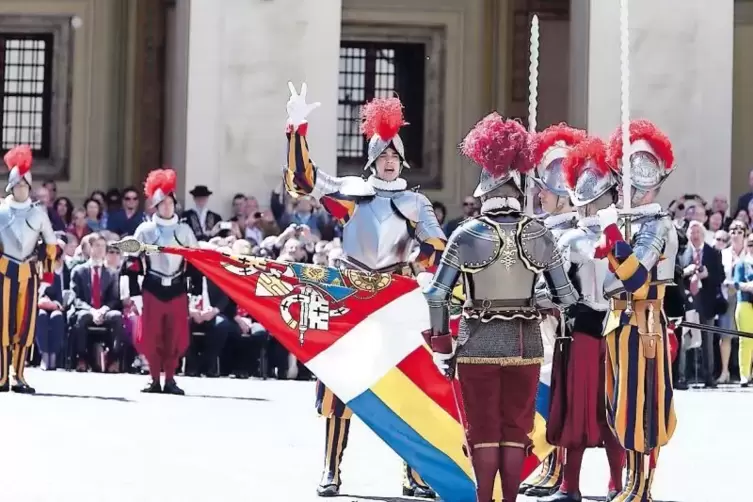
[
  {"left": 519, "top": 484, "right": 533, "bottom": 494},
  {"left": 11, "top": 381, "right": 36, "bottom": 394},
  {"left": 538, "top": 490, "right": 582, "bottom": 502},
  {"left": 317, "top": 484, "right": 339, "bottom": 497},
  {"left": 162, "top": 379, "right": 185, "bottom": 395},
  {"left": 704, "top": 381, "right": 717, "bottom": 389},
  {"left": 141, "top": 380, "right": 162, "bottom": 393},
  {"left": 526, "top": 485, "right": 561, "bottom": 497},
  {"left": 606, "top": 489, "right": 619, "bottom": 501},
  {"left": 402, "top": 487, "right": 415, "bottom": 497},
  {"left": 0, "top": 381, "right": 9, "bottom": 392},
  {"left": 674, "top": 380, "right": 689, "bottom": 390},
  {"left": 742, "top": 381, "right": 750, "bottom": 388},
  {"left": 412, "top": 486, "right": 436, "bottom": 499},
  {"left": 235, "top": 372, "right": 250, "bottom": 380}
]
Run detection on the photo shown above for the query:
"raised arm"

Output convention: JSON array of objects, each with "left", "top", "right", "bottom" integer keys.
[{"left": 284, "top": 82, "right": 363, "bottom": 224}]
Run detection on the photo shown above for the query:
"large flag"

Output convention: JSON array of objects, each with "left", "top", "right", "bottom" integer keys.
[{"left": 155, "top": 246, "right": 553, "bottom": 501}]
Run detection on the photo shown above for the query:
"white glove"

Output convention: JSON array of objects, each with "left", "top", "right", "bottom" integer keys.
[
  {"left": 597, "top": 204, "right": 620, "bottom": 231},
  {"left": 432, "top": 338, "right": 457, "bottom": 375},
  {"left": 416, "top": 272, "right": 434, "bottom": 289},
  {"left": 286, "top": 82, "right": 321, "bottom": 128}
]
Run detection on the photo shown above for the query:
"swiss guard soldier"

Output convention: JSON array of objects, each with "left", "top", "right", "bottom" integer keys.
[
  {"left": 596, "top": 119, "right": 678, "bottom": 502},
  {"left": 283, "top": 82, "right": 445, "bottom": 498},
  {"left": 0, "top": 145, "right": 58, "bottom": 393},
  {"left": 522, "top": 124, "right": 586, "bottom": 499},
  {"left": 423, "top": 112, "right": 579, "bottom": 502},
  {"left": 122, "top": 168, "right": 198, "bottom": 395},
  {"left": 540, "top": 136, "right": 625, "bottom": 502}
]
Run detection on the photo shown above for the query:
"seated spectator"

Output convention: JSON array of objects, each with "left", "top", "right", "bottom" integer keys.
[
  {"left": 64, "top": 232, "right": 79, "bottom": 259},
  {"left": 69, "top": 233, "right": 125, "bottom": 372},
  {"left": 69, "top": 207, "right": 93, "bottom": 241},
  {"left": 105, "top": 243, "right": 122, "bottom": 274},
  {"left": 186, "top": 273, "right": 235, "bottom": 377},
  {"left": 84, "top": 197, "right": 104, "bottom": 232},
  {"left": 181, "top": 185, "right": 222, "bottom": 241},
  {"left": 69, "top": 233, "right": 97, "bottom": 268},
  {"left": 54, "top": 196, "right": 74, "bottom": 227},
  {"left": 106, "top": 186, "right": 145, "bottom": 237},
  {"left": 36, "top": 241, "right": 71, "bottom": 371}
]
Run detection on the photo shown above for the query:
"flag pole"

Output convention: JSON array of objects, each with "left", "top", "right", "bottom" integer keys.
[
  {"left": 524, "top": 14, "right": 540, "bottom": 215},
  {"left": 619, "top": 0, "right": 634, "bottom": 316}
]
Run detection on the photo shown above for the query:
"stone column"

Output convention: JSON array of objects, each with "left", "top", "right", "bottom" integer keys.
[
  {"left": 569, "top": 0, "right": 735, "bottom": 204},
  {"left": 181, "top": 0, "right": 342, "bottom": 215}
]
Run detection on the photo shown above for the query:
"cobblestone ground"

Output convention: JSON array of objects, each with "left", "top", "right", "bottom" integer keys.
[{"left": 2, "top": 370, "right": 749, "bottom": 502}]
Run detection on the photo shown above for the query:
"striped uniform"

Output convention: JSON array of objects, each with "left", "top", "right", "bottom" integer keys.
[{"left": 603, "top": 224, "right": 678, "bottom": 502}]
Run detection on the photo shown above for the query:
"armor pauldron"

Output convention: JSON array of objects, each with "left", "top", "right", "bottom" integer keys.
[
  {"left": 448, "top": 218, "right": 501, "bottom": 272},
  {"left": 632, "top": 214, "right": 672, "bottom": 275},
  {"left": 0, "top": 201, "right": 56, "bottom": 261},
  {"left": 519, "top": 219, "right": 557, "bottom": 272}
]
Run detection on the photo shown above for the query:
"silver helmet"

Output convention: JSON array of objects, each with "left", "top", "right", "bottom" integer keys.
[
  {"left": 563, "top": 136, "right": 618, "bottom": 207},
  {"left": 360, "top": 97, "right": 409, "bottom": 171},
  {"left": 607, "top": 119, "right": 675, "bottom": 193},
  {"left": 4, "top": 144, "right": 33, "bottom": 193},
  {"left": 461, "top": 113, "right": 532, "bottom": 198},
  {"left": 144, "top": 168, "right": 178, "bottom": 208},
  {"left": 529, "top": 124, "right": 587, "bottom": 197}
]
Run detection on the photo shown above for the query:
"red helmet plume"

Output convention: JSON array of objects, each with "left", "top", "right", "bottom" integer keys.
[
  {"left": 606, "top": 119, "right": 674, "bottom": 171},
  {"left": 360, "top": 97, "right": 407, "bottom": 140},
  {"left": 562, "top": 136, "right": 610, "bottom": 190},
  {"left": 460, "top": 113, "right": 533, "bottom": 177},
  {"left": 144, "top": 168, "right": 177, "bottom": 199},
  {"left": 530, "top": 124, "right": 587, "bottom": 166},
  {"left": 3, "top": 145, "right": 33, "bottom": 176}
]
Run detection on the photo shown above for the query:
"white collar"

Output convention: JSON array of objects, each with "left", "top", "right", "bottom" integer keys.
[
  {"left": 481, "top": 197, "right": 521, "bottom": 213},
  {"left": 5, "top": 195, "right": 32, "bottom": 209},
  {"left": 88, "top": 259, "right": 104, "bottom": 268},
  {"left": 543, "top": 211, "right": 577, "bottom": 229},
  {"left": 578, "top": 215, "right": 600, "bottom": 228},
  {"left": 367, "top": 175, "right": 407, "bottom": 191},
  {"left": 153, "top": 214, "right": 178, "bottom": 226},
  {"left": 626, "top": 203, "right": 662, "bottom": 217}
]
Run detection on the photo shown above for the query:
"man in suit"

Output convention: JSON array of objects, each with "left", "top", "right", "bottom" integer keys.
[
  {"left": 679, "top": 220, "right": 724, "bottom": 388},
  {"left": 186, "top": 273, "right": 238, "bottom": 377},
  {"left": 36, "top": 236, "right": 72, "bottom": 371},
  {"left": 69, "top": 233, "right": 124, "bottom": 372},
  {"left": 181, "top": 185, "right": 222, "bottom": 241}
]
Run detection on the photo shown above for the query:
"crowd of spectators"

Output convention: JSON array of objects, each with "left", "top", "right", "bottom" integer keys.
[{"left": 25, "top": 172, "right": 753, "bottom": 390}]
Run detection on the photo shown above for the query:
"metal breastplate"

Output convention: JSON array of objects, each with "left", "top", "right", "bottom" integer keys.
[
  {"left": 137, "top": 222, "right": 187, "bottom": 277},
  {"left": 462, "top": 217, "right": 537, "bottom": 302},
  {"left": 567, "top": 225, "right": 610, "bottom": 311},
  {"left": 341, "top": 195, "right": 413, "bottom": 271},
  {"left": 0, "top": 203, "right": 46, "bottom": 262}
]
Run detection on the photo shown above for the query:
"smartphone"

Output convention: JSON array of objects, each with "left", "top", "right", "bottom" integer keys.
[
  {"left": 253, "top": 212, "right": 262, "bottom": 219},
  {"left": 219, "top": 221, "right": 232, "bottom": 231}
]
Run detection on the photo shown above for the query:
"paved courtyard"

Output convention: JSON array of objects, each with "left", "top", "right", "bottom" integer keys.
[{"left": 1, "top": 369, "right": 749, "bottom": 502}]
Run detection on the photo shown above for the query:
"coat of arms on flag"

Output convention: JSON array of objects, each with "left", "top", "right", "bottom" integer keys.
[{"left": 114, "top": 239, "right": 554, "bottom": 502}]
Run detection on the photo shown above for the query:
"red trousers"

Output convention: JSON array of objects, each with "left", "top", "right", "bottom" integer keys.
[
  {"left": 135, "top": 291, "right": 189, "bottom": 381},
  {"left": 458, "top": 363, "right": 540, "bottom": 449}
]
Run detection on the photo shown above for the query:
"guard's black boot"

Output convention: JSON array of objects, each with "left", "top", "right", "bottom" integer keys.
[
  {"left": 0, "top": 346, "right": 10, "bottom": 392},
  {"left": 538, "top": 490, "right": 582, "bottom": 502},
  {"left": 11, "top": 379, "right": 36, "bottom": 394},
  {"left": 162, "top": 379, "right": 185, "bottom": 395},
  {"left": 141, "top": 380, "right": 162, "bottom": 393},
  {"left": 317, "top": 417, "right": 350, "bottom": 497}
]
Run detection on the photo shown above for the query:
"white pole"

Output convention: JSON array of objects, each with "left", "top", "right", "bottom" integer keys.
[
  {"left": 525, "top": 14, "right": 540, "bottom": 215},
  {"left": 619, "top": 0, "right": 631, "bottom": 211}
]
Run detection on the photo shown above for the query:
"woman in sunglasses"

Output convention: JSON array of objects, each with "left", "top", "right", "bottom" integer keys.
[{"left": 720, "top": 220, "right": 747, "bottom": 383}]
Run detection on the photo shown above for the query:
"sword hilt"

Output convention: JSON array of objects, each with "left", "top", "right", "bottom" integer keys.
[{"left": 621, "top": 213, "right": 634, "bottom": 316}]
